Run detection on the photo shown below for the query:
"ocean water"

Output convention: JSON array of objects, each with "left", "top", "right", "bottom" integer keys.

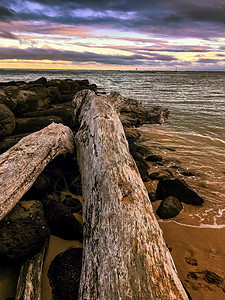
[{"left": 0, "top": 69, "right": 224, "bottom": 227}]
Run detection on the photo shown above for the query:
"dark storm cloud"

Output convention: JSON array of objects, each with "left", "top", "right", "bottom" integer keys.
[
  {"left": 1, "top": 0, "right": 225, "bottom": 39},
  {"left": 0, "top": 5, "right": 15, "bottom": 21},
  {"left": 185, "top": 3, "right": 225, "bottom": 24},
  {"left": 0, "top": 47, "right": 176, "bottom": 65},
  {"left": 21, "top": 0, "right": 225, "bottom": 24}
]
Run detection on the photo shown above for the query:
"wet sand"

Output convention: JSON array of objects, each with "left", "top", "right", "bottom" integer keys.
[
  {"left": 159, "top": 220, "right": 225, "bottom": 299},
  {"left": 141, "top": 121, "right": 225, "bottom": 299},
  {"left": 1, "top": 125, "right": 224, "bottom": 299}
]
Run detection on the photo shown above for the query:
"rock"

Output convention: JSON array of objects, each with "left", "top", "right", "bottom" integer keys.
[
  {"left": 43, "top": 194, "right": 83, "bottom": 240},
  {"left": 29, "top": 77, "right": 47, "bottom": 86},
  {"left": 148, "top": 192, "right": 156, "bottom": 202},
  {"left": 0, "top": 104, "right": 16, "bottom": 137},
  {"left": 0, "top": 133, "right": 29, "bottom": 154},
  {"left": 15, "top": 85, "right": 52, "bottom": 115},
  {"left": 59, "top": 93, "right": 76, "bottom": 103},
  {"left": 28, "top": 85, "right": 51, "bottom": 110},
  {"left": 20, "top": 105, "right": 74, "bottom": 127},
  {"left": 0, "top": 200, "right": 49, "bottom": 261},
  {"left": 62, "top": 195, "right": 82, "bottom": 213},
  {"left": 48, "top": 248, "right": 82, "bottom": 300},
  {"left": 129, "top": 142, "right": 151, "bottom": 157},
  {"left": 124, "top": 127, "right": 141, "bottom": 142},
  {"left": 0, "top": 89, "right": 17, "bottom": 110},
  {"left": 33, "top": 174, "right": 51, "bottom": 191},
  {"left": 0, "top": 86, "right": 19, "bottom": 110},
  {"left": 145, "top": 154, "right": 163, "bottom": 162},
  {"left": 78, "top": 79, "right": 89, "bottom": 86},
  {"left": 149, "top": 170, "right": 173, "bottom": 180},
  {"left": 180, "top": 170, "right": 195, "bottom": 177},
  {"left": 47, "top": 86, "right": 62, "bottom": 103},
  {"left": 156, "top": 196, "right": 183, "bottom": 219},
  {"left": 14, "top": 115, "right": 63, "bottom": 134},
  {"left": 156, "top": 178, "right": 204, "bottom": 205},
  {"left": 46, "top": 79, "right": 80, "bottom": 94},
  {"left": 15, "top": 90, "right": 38, "bottom": 114},
  {"left": 66, "top": 174, "right": 83, "bottom": 196},
  {"left": 132, "top": 152, "right": 150, "bottom": 182}
]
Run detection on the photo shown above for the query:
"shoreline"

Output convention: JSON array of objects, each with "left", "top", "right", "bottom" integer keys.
[{"left": 0, "top": 77, "right": 224, "bottom": 299}]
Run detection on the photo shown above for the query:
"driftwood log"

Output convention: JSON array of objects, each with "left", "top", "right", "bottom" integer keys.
[
  {"left": 73, "top": 90, "right": 188, "bottom": 299},
  {"left": 107, "top": 91, "right": 169, "bottom": 126},
  {"left": 0, "top": 122, "right": 74, "bottom": 221},
  {"left": 15, "top": 241, "right": 48, "bottom": 300}
]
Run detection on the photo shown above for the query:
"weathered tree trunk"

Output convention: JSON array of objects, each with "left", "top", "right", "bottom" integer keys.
[
  {"left": 0, "top": 122, "right": 74, "bottom": 221},
  {"left": 15, "top": 241, "right": 48, "bottom": 300},
  {"left": 73, "top": 90, "right": 188, "bottom": 300},
  {"left": 107, "top": 91, "right": 169, "bottom": 126}
]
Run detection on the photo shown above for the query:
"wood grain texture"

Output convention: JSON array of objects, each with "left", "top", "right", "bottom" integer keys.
[
  {"left": 15, "top": 241, "right": 48, "bottom": 300},
  {"left": 107, "top": 91, "right": 169, "bottom": 126},
  {"left": 0, "top": 122, "right": 74, "bottom": 221},
  {"left": 73, "top": 90, "right": 188, "bottom": 300}
]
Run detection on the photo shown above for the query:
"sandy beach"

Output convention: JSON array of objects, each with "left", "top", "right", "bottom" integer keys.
[{"left": 159, "top": 220, "right": 225, "bottom": 299}]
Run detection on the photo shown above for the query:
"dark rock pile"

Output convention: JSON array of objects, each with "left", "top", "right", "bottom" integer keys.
[
  {"left": 48, "top": 248, "right": 83, "bottom": 300},
  {"left": 0, "top": 200, "right": 49, "bottom": 261},
  {"left": 125, "top": 127, "right": 205, "bottom": 220},
  {"left": 0, "top": 77, "right": 97, "bottom": 154}
]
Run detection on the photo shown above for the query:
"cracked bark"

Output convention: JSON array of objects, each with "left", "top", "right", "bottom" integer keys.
[
  {"left": 15, "top": 241, "right": 48, "bottom": 300},
  {"left": 0, "top": 122, "right": 74, "bottom": 221},
  {"left": 73, "top": 90, "right": 188, "bottom": 300}
]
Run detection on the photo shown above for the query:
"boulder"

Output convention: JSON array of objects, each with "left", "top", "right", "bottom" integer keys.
[
  {"left": 145, "top": 154, "right": 163, "bottom": 162},
  {"left": 46, "top": 79, "right": 80, "bottom": 94},
  {"left": 16, "top": 90, "right": 38, "bottom": 114},
  {"left": 27, "top": 85, "right": 51, "bottom": 109},
  {"left": 47, "top": 86, "right": 62, "bottom": 103},
  {"left": 59, "top": 93, "right": 76, "bottom": 103},
  {"left": 0, "top": 89, "right": 17, "bottom": 110},
  {"left": 20, "top": 105, "right": 74, "bottom": 127},
  {"left": 132, "top": 152, "right": 150, "bottom": 182},
  {"left": 129, "top": 142, "right": 151, "bottom": 157},
  {"left": 180, "top": 170, "right": 195, "bottom": 177},
  {"left": 14, "top": 115, "right": 63, "bottom": 134},
  {"left": 0, "top": 86, "right": 20, "bottom": 110},
  {"left": 0, "top": 133, "right": 29, "bottom": 154},
  {"left": 29, "top": 77, "right": 47, "bottom": 86},
  {"left": 0, "top": 200, "right": 49, "bottom": 261},
  {"left": 156, "top": 196, "right": 183, "bottom": 219},
  {"left": 42, "top": 194, "right": 83, "bottom": 240},
  {"left": 65, "top": 173, "right": 83, "bottom": 196},
  {"left": 124, "top": 127, "right": 141, "bottom": 142},
  {"left": 148, "top": 192, "right": 156, "bottom": 202},
  {"left": 62, "top": 195, "right": 82, "bottom": 213},
  {"left": 0, "top": 104, "right": 16, "bottom": 137},
  {"left": 48, "top": 248, "right": 82, "bottom": 300},
  {"left": 156, "top": 178, "right": 204, "bottom": 205},
  {"left": 149, "top": 170, "right": 173, "bottom": 180},
  {"left": 32, "top": 173, "right": 51, "bottom": 191}
]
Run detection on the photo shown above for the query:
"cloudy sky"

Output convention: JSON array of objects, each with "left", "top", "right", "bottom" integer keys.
[{"left": 0, "top": 0, "right": 225, "bottom": 70}]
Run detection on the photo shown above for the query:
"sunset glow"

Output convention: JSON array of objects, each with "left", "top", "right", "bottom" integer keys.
[{"left": 0, "top": 0, "right": 225, "bottom": 70}]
